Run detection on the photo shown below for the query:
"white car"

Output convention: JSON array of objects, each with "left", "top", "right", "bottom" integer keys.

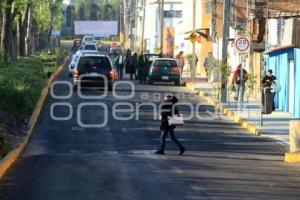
[
  {"left": 82, "top": 35, "right": 94, "bottom": 45},
  {"left": 68, "top": 50, "right": 99, "bottom": 77},
  {"left": 82, "top": 42, "right": 98, "bottom": 51}
]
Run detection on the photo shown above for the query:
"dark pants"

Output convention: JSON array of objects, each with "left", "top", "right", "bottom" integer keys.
[
  {"left": 262, "top": 87, "right": 275, "bottom": 114},
  {"left": 160, "top": 128, "right": 184, "bottom": 152},
  {"left": 130, "top": 70, "right": 136, "bottom": 80},
  {"left": 142, "top": 69, "right": 148, "bottom": 83},
  {"left": 116, "top": 64, "right": 124, "bottom": 80},
  {"left": 138, "top": 68, "right": 146, "bottom": 83}
]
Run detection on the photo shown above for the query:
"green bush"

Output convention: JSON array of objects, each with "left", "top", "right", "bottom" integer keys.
[
  {"left": 0, "top": 48, "right": 68, "bottom": 120},
  {"left": 0, "top": 56, "right": 47, "bottom": 120}
]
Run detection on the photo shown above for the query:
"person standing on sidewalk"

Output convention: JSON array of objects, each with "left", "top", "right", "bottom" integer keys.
[
  {"left": 203, "top": 52, "right": 216, "bottom": 82},
  {"left": 232, "top": 64, "right": 248, "bottom": 102},
  {"left": 262, "top": 69, "right": 277, "bottom": 111},
  {"left": 128, "top": 53, "right": 138, "bottom": 80},
  {"left": 176, "top": 51, "right": 185, "bottom": 75},
  {"left": 138, "top": 52, "right": 148, "bottom": 83},
  {"left": 155, "top": 95, "right": 185, "bottom": 155},
  {"left": 125, "top": 49, "right": 132, "bottom": 73},
  {"left": 115, "top": 52, "right": 125, "bottom": 80}
]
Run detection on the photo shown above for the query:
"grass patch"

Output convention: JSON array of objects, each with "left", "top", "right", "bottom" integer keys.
[{"left": 0, "top": 49, "right": 67, "bottom": 120}]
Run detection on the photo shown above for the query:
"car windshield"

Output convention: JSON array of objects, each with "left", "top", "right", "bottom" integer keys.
[
  {"left": 85, "top": 37, "right": 93, "bottom": 41},
  {"left": 84, "top": 45, "right": 96, "bottom": 50},
  {"left": 154, "top": 60, "right": 177, "bottom": 68},
  {"left": 78, "top": 56, "right": 111, "bottom": 73}
]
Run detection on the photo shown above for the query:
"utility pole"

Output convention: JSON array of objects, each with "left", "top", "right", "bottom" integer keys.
[
  {"left": 260, "top": 0, "right": 270, "bottom": 126},
  {"left": 220, "top": 0, "right": 231, "bottom": 103},
  {"left": 123, "top": 0, "right": 128, "bottom": 48},
  {"left": 25, "top": 5, "right": 32, "bottom": 56},
  {"left": 141, "top": 0, "right": 146, "bottom": 51},
  {"left": 160, "top": 0, "right": 164, "bottom": 54},
  {"left": 134, "top": 0, "right": 139, "bottom": 52},
  {"left": 191, "top": 0, "right": 196, "bottom": 83}
]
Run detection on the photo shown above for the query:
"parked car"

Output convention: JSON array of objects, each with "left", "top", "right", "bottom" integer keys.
[
  {"left": 68, "top": 50, "right": 99, "bottom": 77},
  {"left": 145, "top": 53, "right": 159, "bottom": 64},
  {"left": 73, "top": 54, "right": 115, "bottom": 91},
  {"left": 144, "top": 53, "right": 160, "bottom": 76},
  {"left": 147, "top": 58, "right": 181, "bottom": 86}
]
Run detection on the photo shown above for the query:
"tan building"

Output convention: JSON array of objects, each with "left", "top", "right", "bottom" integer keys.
[{"left": 198, "top": 0, "right": 267, "bottom": 100}]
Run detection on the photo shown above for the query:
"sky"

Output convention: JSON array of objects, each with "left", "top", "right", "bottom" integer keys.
[{"left": 63, "top": 0, "right": 70, "bottom": 5}]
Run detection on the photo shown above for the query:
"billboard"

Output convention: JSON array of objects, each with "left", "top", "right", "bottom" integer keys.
[{"left": 74, "top": 21, "right": 118, "bottom": 37}]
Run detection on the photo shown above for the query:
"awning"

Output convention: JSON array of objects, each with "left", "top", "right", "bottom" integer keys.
[{"left": 263, "top": 45, "right": 296, "bottom": 54}]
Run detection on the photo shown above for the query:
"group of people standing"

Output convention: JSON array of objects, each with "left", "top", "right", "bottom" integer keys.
[{"left": 114, "top": 49, "right": 150, "bottom": 83}]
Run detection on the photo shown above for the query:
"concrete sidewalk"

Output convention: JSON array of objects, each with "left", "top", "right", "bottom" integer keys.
[{"left": 187, "top": 81, "right": 297, "bottom": 146}]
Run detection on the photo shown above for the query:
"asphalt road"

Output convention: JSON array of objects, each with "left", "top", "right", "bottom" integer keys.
[{"left": 1, "top": 56, "right": 300, "bottom": 200}]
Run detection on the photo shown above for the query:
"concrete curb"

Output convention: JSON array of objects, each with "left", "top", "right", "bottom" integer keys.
[
  {"left": 285, "top": 121, "right": 300, "bottom": 163},
  {"left": 285, "top": 153, "right": 300, "bottom": 163},
  {"left": 0, "top": 57, "right": 68, "bottom": 178},
  {"left": 188, "top": 85, "right": 261, "bottom": 136}
]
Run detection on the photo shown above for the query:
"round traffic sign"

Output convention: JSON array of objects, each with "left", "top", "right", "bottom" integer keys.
[{"left": 235, "top": 37, "right": 250, "bottom": 53}]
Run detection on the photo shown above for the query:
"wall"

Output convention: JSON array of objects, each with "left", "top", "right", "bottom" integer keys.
[
  {"left": 294, "top": 48, "right": 300, "bottom": 118},
  {"left": 198, "top": 0, "right": 213, "bottom": 77},
  {"left": 144, "top": 0, "right": 160, "bottom": 52},
  {"left": 175, "top": 0, "right": 201, "bottom": 56}
]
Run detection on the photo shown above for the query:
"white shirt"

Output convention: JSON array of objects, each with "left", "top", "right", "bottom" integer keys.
[{"left": 118, "top": 56, "right": 123, "bottom": 65}]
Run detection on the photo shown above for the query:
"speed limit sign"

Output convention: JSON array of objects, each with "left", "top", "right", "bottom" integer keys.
[{"left": 234, "top": 36, "right": 250, "bottom": 53}]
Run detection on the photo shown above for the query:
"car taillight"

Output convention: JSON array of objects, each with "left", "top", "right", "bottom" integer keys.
[
  {"left": 110, "top": 70, "right": 119, "bottom": 80},
  {"left": 73, "top": 70, "right": 80, "bottom": 78},
  {"left": 152, "top": 66, "right": 160, "bottom": 71},
  {"left": 172, "top": 67, "right": 180, "bottom": 73}
]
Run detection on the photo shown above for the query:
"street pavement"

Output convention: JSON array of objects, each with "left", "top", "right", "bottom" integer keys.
[{"left": 1, "top": 57, "right": 300, "bottom": 200}]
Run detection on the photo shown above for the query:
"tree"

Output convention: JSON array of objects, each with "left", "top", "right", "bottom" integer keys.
[
  {"left": 14, "top": 0, "right": 32, "bottom": 57},
  {"left": 72, "top": 0, "right": 120, "bottom": 21},
  {"left": 1, "top": 0, "right": 15, "bottom": 61},
  {"left": 0, "top": 0, "right": 64, "bottom": 62},
  {"left": 66, "top": 5, "right": 72, "bottom": 27},
  {"left": 102, "top": 4, "right": 114, "bottom": 20},
  {"left": 31, "top": 0, "right": 63, "bottom": 49},
  {"left": 78, "top": 3, "right": 85, "bottom": 20},
  {"left": 89, "top": 3, "right": 99, "bottom": 20}
]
